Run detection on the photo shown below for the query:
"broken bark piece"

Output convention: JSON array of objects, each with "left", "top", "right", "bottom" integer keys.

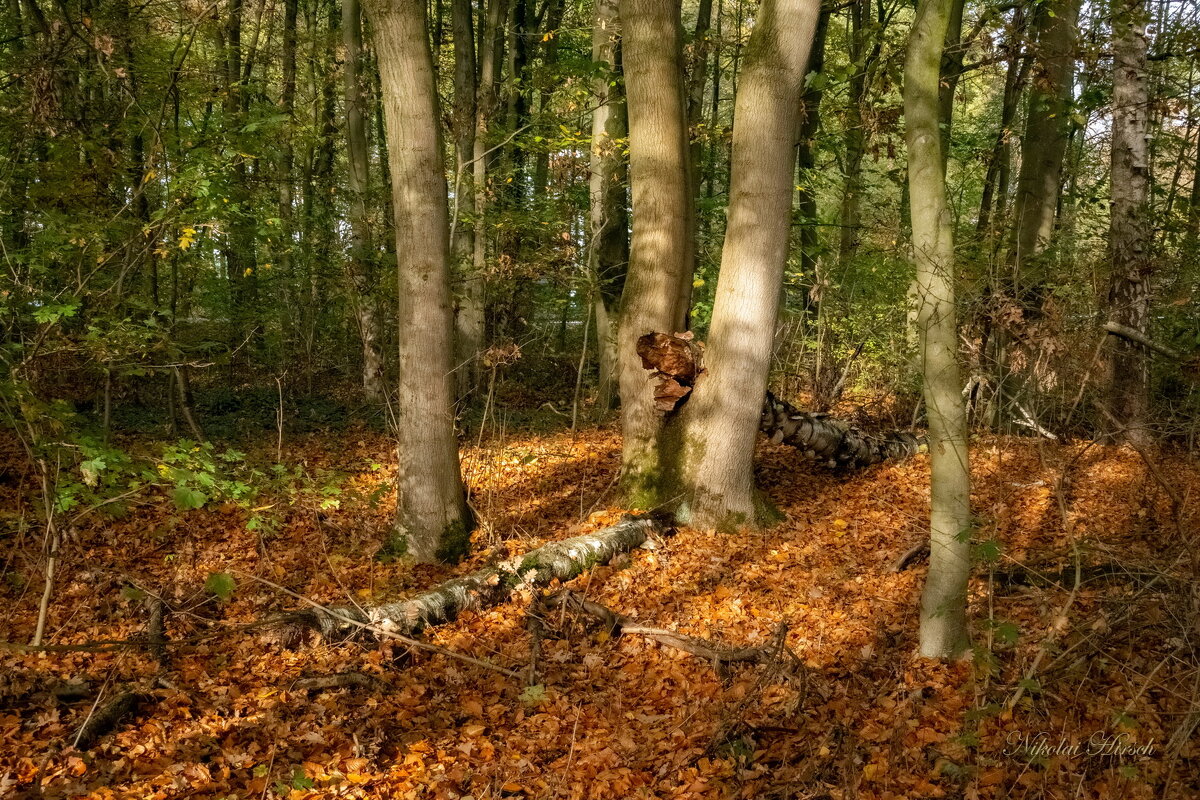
[
  {"left": 760, "top": 392, "right": 926, "bottom": 469},
  {"left": 293, "top": 672, "right": 390, "bottom": 693},
  {"left": 277, "top": 514, "right": 667, "bottom": 646},
  {"left": 636, "top": 332, "right": 705, "bottom": 412},
  {"left": 73, "top": 691, "right": 152, "bottom": 750}
]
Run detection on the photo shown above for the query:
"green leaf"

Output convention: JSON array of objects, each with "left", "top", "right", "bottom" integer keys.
[
  {"left": 173, "top": 486, "right": 207, "bottom": 510},
  {"left": 976, "top": 538, "right": 1001, "bottom": 563},
  {"left": 519, "top": 684, "right": 547, "bottom": 705},
  {"left": 290, "top": 768, "right": 314, "bottom": 789},
  {"left": 1017, "top": 677, "right": 1042, "bottom": 694},
  {"left": 120, "top": 585, "right": 147, "bottom": 602},
  {"left": 204, "top": 572, "right": 236, "bottom": 601},
  {"left": 995, "top": 621, "right": 1020, "bottom": 645}
]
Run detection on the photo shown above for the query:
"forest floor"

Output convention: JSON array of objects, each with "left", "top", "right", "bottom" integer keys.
[{"left": 1, "top": 419, "right": 1198, "bottom": 799}]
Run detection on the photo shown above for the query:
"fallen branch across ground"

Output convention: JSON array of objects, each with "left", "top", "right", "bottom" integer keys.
[
  {"left": 541, "top": 588, "right": 806, "bottom": 680},
  {"left": 276, "top": 514, "right": 667, "bottom": 647}
]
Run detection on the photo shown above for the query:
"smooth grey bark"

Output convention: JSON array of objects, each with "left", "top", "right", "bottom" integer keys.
[
  {"left": 588, "top": 0, "right": 630, "bottom": 413},
  {"left": 616, "top": 0, "right": 693, "bottom": 507},
  {"left": 904, "top": 0, "right": 971, "bottom": 659},
  {"left": 1007, "top": 0, "right": 1079, "bottom": 298},
  {"left": 677, "top": 0, "right": 820, "bottom": 529},
  {"left": 451, "top": 0, "right": 479, "bottom": 398},
  {"left": 837, "top": 0, "right": 881, "bottom": 265},
  {"left": 1105, "top": 0, "right": 1153, "bottom": 446},
  {"left": 975, "top": 8, "right": 1028, "bottom": 240},
  {"left": 343, "top": 0, "right": 384, "bottom": 402},
  {"left": 466, "top": 0, "right": 508, "bottom": 394},
  {"left": 364, "top": 0, "right": 471, "bottom": 563}
]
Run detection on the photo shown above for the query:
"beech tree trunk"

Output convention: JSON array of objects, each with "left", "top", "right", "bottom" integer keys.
[
  {"left": 588, "top": 0, "right": 630, "bottom": 413},
  {"left": 343, "top": 0, "right": 384, "bottom": 402},
  {"left": 837, "top": 0, "right": 880, "bottom": 265},
  {"left": 616, "top": 0, "right": 693, "bottom": 507},
  {"left": 975, "top": 11, "right": 1028, "bottom": 240},
  {"left": 795, "top": 9, "right": 828, "bottom": 295},
  {"left": 676, "top": 0, "right": 820, "bottom": 529},
  {"left": 1007, "top": 0, "right": 1079, "bottom": 299},
  {"left": 451, "top": 0, "right": 479, "bottom": 399},
  {"left": 1106, "top": 0, "right": 1152, "bottom": 446},
  {"left": 466, "top": 0, "right": 508, "bottom": 394},
  {"left": 365, "top": 0, "right": 471, "bottom": 563},
  {"left": 904, "top": 0, "right": 971, "bottom": 659}
]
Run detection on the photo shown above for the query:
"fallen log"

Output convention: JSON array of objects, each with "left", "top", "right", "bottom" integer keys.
[
  {"left": 634, "top": 331, "right": 925, "bottom": 469},
  {"left": 278, "top": 514, "right": 666, "bottom": 647},
  {"left": 760, "top": 392, "right": 926, "bottom": 469}
]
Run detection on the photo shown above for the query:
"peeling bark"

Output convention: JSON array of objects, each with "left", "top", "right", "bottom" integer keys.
[
  {"left": 280, "top": 515, "right": 665, "bottom": 645},
  {"left": 760, "top": 392, "right": 925, "bottom": 469}
]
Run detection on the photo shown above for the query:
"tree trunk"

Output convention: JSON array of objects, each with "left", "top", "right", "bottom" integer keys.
[
  {"left": 588, "top": 0, "right": 630, "bottom": 414},
  {"left": 676, "top": 0, "right": 820, "bottom": 529},
  {"left": 343, "top": 0, "right": 385, "bottom": 402},
  {"left": 616, "top": 0, "right": 694, "bottom": 507},
  {"left": 795, "top": 9, "right": 828, "bottom": 302},
  {"left": 1105, "top": 0, "right": 1152, "bottom": 446},
  {"left": 1006, "top": 0, "right": 1079, "bottom": 300},
  {"left": 936, "top": 0, "right": 966, "bottom": 163},
  {"left": 282, "top": 515, "right": 663, "bottom": 643},
  {"left": 837, "top": 0, "right": 880, "bottom": 266},
  {"left": 466, "top": 0, "right": 508, "bottom": 395},
  {"left": 685, "top": 0, "right": 714, "bottom": 279},
  {"left": 975, "top": 10, "right": 1028, "bottom": 240},
  {"left": 278, "top": 0, "right": 298, "bottom": 366},
  {"left": 364, "top": 0, "right": 472, "bottom": 563},
  {"left": 451, "top": 0, "right": 479, "bottom": 399},
  {"left": 904, "top": 0, "right": 971, "bottom": 659}
]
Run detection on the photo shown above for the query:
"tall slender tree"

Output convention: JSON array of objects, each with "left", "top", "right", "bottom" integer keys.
[
  {"left": 1106, "top": 0, "right": 1152, "bottom": 446},
  {"left": 343, "top": 0, "right": 384, "bottom": 402},
  {"left": 1008, "top": 0, "right": 1079, "bottom": 300},
  {"left": 451, "top": 0, "right": 479, "bottom": 398},
  {"left": 588, "top": 0, "right": 630, "bottom": 413},
  {"left": 905, "top": 0, "right": 971, "bottom": 659},
  {"left": 677, "top": 0, "right": 820, "bottom": 529},
  {"left": 363, "top": 0, "right": 471, "bottom": 562}
]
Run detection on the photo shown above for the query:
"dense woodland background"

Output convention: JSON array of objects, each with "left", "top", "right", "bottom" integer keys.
[{"left": 2, "top": 0, "right": 1200, "bottom": 796}]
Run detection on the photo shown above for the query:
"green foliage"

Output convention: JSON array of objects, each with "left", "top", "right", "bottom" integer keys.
[{"left": 204, "top": 572, "right": 237, "bottom": 601}]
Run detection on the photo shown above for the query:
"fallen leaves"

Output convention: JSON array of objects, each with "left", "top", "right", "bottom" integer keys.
[{"left": 0, "top": 429, "right": 1195, "bottom": 799}]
